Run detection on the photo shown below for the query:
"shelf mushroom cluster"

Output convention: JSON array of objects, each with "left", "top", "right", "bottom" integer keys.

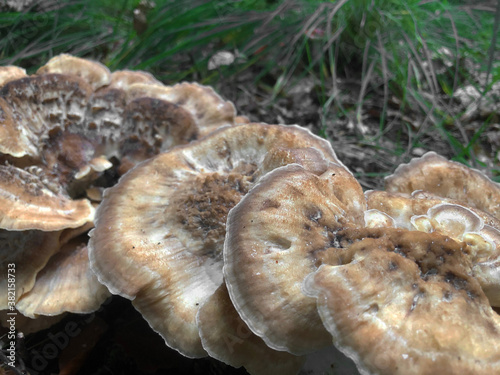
[
  {"left": 90, "top": 135, "right": 500, "bottom": 374},
  {"left": 0, "top": 54, "right": 240, "bottom": 322},
  {"left": 2, "top": 54, "right": 500, "bottom": 375}
]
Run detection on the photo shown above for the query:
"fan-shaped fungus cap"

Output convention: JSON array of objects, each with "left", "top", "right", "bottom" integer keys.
[
  {"left": 108, "top": 70, "right": 160, "bottom": 90},
  {"left": 0, "top": 73, "right": 92, "bottom": 159},
  {"left": 366, "top": 190, "right": 500, "bottom": 230},
  {"left": 0, "top": 55, "right": 236, "bottom": 184},
  {"left": 0, "top": 66, "right": 27, "bottom": 87},
  {"left": 16, "top": 236, "right": 110, "bottom": 318},
  {"left": 0, "top": 56, "right": 203, "bottom": 195},
  {"left": 304, "top": 228, "right": 500, "bottom": 375},
  {"left": 366, "top": 190, "right": 500, "bottom": 306},
  {"left": 89, "top": 123, "right": 342, "bottom": 358},
  {"left": 115, "top": 96, "right": 198, "bottom": 175},
  {"left": 127, "top": 82, "right": 237, "bottom": 136},
  {"left": 223, "top": 162, "right": 366, "bottom": 355},
  {"left": 0, "top": 221, "right": 92, "bottom": 309},
  {"left": 197, "top": 283, "right": 305, "bottom": 375},
  {"left": 0, "top": 165, "right": 94, "bottom": 231},
  {"left": 385, "top": 152, "right": 500, "bottom": 219},
  {"left": 36, "top": 54, "right": 111, "bottom": 90},
  {"left": 0, "top": 229, "right": 63, "bottom": 310}
]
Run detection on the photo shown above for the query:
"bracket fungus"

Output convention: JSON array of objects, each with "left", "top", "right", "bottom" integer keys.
[
  {"left": 126, "top": 81, "right": 236, "bottom": 137},
  {"left": 0, "top": 66, "right": 27, "bottom": 87},
  {"left": 366, "top": 190, "right": 500, "bottom": 306},
  {"left": 303, "top": 228, "right": 500, "bottom": 375},
  {"left": 89, "top": 122, "right": 343, "bottom": 359},
  {"left": 0, "top": 54, "right": 239, "bottom": 324},
  {"left": 15, "top": 233, "right": 110, "bottom": 318},
  {"left": 224, "top": 162, "right": 366, "bottom": 356},
  {"left": 36, "top": 53, "right": 112, "bottom": 90},
  {"left": 196, "top": 283, "right": 306, "bottom": 375},
  {"left": 1, "top": 229, "right": 63, "bottom": 310},
  {"left": 385, "top": 151, "right": 500, "bottom": 219},
  {"left": 221, "top": 160, "right": 500, "bottom": 374}
]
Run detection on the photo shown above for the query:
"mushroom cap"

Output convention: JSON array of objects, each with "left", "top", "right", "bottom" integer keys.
[
  {"left": 0, "top": 165, "right": 94, "bottom": 231},
  {"left": 0, "top": 55, "right": 238, "bottom": 184},
  {"left": 223, "top": 162, "right": 366, "bottom": 355},
  {"left": 114, "top": 96, "right": 198, "bottom": 175},
  {"left": 0, "top": 221, "right": 93, "bottom": 309},
  {"left": 385, "top": 152, "right": 500, "bottom": 219},
  {"left": 366, "top": 190, "right": 500, "bottom": 229},
  {"left": 108, "top": 70, "right": 161, "bottom": 90},
  {"left": 196, "top": 283, "right": 305, "bottom": 375},
  {"left": 36, "top": 54, "right": 111, "bottom": 90},
  {"left": 0, "top": 66, "right": 27, "bottom": 87},
  {"left": 127, "top": 82, "right": 237, "bottom": 136},
  {"left": 0, "top": 62, "right": 203, "bottom": 197},
  {"left": 0, "top": 229, "right": 63, "bottom": 309},
  {"left": 303, "top": 228, "right": 500, "bottom": 375},
  {"left": 366, "top": 190, "right": 500, "bottom": 306},
  {"left": 16, "top": 236, "right": 110, "bottom": 318},
  {"left": 89, "top": 123, "right": 342, "bottom": 358},
  {"left": 0, "top": 73, "right": 92, "bottom": 159},
  {"left": 0, "top": 97, "right": 30, "bottom": 157}
]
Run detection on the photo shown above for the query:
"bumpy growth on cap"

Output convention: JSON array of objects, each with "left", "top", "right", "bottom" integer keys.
[{"left": 304, "top": 228, "right": 500, "bottom": 375}]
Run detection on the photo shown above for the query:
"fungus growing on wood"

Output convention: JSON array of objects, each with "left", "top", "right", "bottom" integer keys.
[
  {"left": 0, "top": 54, "right": 237, "bottom": 322},
  {"left": 304, "top": 228, "right": 500, "bottom": 375},
  {"left": 127, "top": 82, "right": 237, "bottom": 136},
  {"left": 197, "top": 284, "right": 306, "bottom": 375},
  {"left": 0, "top": 165, "right": 94, "bottom": 231},
  {"left": 36, "top": 53, "right": 111, "bottom": 90},
  {"left": 89, "top": 123, "right": 343, "bottom": 358},
  {"left": 0, "top": 229, "right": 63, "bottom": 310},
  {"left": 0, "top": 54, "right": 235, "bottom": 188},
  {"left": 366, "top": 190, "right": 500, "bottom": 306},
  {"left": 385, "top": 152, "right": 500, "bottom": 219},
  {"left": 223, "top": 162, "right": 366, "bottom": 355},
  {"left": 16, "top": 235, "right": 110, "bottom": 318}
]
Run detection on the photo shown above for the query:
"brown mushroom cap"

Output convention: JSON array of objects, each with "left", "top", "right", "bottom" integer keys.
[
  {"left": 196, "top": 283, "right": 305, "bottom": 375},
  {"left": 89, "top": 123, "right": 342, "bottom": 358},
  {"left": 0, "top": 62, "right": 203, "bottom": 197},
  {"left": 0, "top": 165, "right": 94, "bottom": 231},
  {"left": 366, "top": 190, "right": 500, "bottom": 306},
  {"left": 0, "top": 66, "right": 27, "bottom": 87},
  {"left": 36, "top": 54, "right": 111, "bottom": 90},
  {"left": 0, "top": 221, "right": 94, "bottom": 309},
  {"left": 0, "top": 73, "right": 92, "bottom": 159},
  {"left": 303, "top": 228, "right": 500, "bottom": 375},
  {"left": 366, "top": 190, "right": 500, "bottom": 229},
  {"left": 223, "top": 162, "right": 366, "bottom": 355},
  {"left": 108, "top": 70, "right": 161, "bottom": 89},
  {"left": 385, "top": 152, "right": 500, "bottom": 219},
  {"left": 1, "top": 55, "right": 238, "bottom": 185},
  {"left": 0, "top": 230, "right": 63, "bottom": 310},
  {"left": 127, "top": 82, "right": 237, "bottom": 136},
  {"left": 16, "top": 236, "right": 110, "bottom": 318}
]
